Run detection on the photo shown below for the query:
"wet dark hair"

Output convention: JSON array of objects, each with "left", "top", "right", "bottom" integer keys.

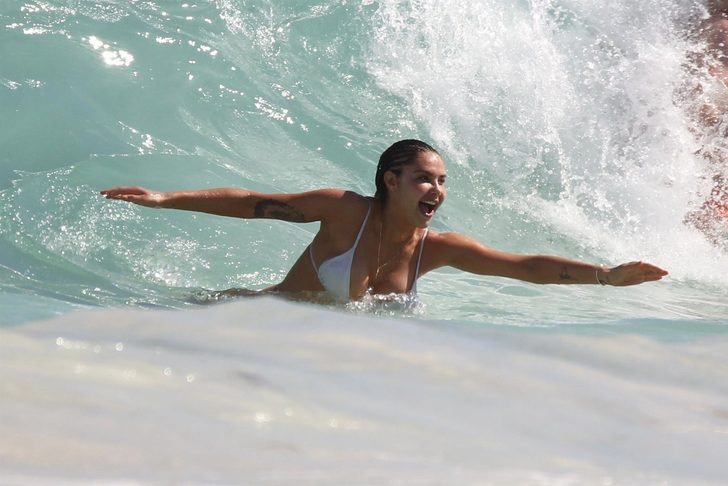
[{"left": 375, "top": 139, "right": 440, "bottom": 204}]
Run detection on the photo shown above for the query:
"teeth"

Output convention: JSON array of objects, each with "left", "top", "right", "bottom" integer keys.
[{"left": 420, "top": 201, "right": 436, "bottom": 215}]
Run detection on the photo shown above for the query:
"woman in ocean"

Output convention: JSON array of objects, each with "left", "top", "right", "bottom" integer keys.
[{"left": 101, "top": 139, "right": 668, "bottom": 301}]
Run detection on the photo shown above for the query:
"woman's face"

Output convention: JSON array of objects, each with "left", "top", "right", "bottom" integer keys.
[{"left": 385, "top": 151, "right": 447, "bottom": 227}]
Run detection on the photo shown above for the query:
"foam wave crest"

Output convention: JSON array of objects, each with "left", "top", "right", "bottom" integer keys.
[{"left": 368, "top": 0, "right": 727, "bottom": 284}]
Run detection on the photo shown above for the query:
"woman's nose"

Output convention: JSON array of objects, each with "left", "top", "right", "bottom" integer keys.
[{"left": 431, "top": 182, "right": 444, "bottom": 196}]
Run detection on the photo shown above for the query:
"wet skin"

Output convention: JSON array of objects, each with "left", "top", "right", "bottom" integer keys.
[{"left": 101, "top": 152, "right": 668, "bottom": 300}]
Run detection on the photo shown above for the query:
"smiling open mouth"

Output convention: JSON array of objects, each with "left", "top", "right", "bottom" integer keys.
[{"left": 418, "top": 201, "right": 436, "bottom": 217}]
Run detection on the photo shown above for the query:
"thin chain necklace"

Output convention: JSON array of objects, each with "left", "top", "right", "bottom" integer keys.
[
  {"left": 374, "top": 219, "right": 385, "bottom": 284},
  {"left": 373, "top": 216, "right": 415, "bottom": 285}
]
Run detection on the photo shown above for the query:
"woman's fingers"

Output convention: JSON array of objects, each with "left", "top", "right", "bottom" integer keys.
[
  {"left": 100, "top": 187, "right": 161, "bottom": 207},
  {"left": 100, "top": 186, "right": 150, "bottom": 198},
  {"left": 611, "top": 261, "right": 668, "bottom": 286}
]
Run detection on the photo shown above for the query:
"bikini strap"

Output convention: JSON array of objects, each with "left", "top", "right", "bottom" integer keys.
[
  {"left": 309, "top": 201, "right": 371, "bottom": 275},
  {"left": 411, "top": 227, "right": 428, "bottom": 292},
  {"left": 309, "top": 245, "right": 318, "bottom": 275},
  {"left": 352, "top": 202, "right": 371, "bottom": 247}
]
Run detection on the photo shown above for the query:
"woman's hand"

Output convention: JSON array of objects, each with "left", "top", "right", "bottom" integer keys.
[
  {"left": 603, "top": 261, "right": 668, "bottom": 286},
  {"left": 101, "top": 187, "right": 166, "bottom": 208}
]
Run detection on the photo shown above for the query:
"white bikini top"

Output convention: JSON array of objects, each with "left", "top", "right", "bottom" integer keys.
[{"left": 309, "top": 203, "right": 428, "bottom": 301}]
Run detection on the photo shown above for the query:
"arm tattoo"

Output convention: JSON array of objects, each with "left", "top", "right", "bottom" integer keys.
[
  {"left": 559, "top": 266, "right": 573, "bottom": 281},
  {"left": 253, "top": 199, "right": 306, "bottom": 222}
]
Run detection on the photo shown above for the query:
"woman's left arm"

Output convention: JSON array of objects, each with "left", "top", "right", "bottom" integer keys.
[{"left": 433, "top": 232, "right": 668, "bottom": 286}]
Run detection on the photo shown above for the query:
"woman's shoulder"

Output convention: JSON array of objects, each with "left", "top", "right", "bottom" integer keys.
[
  {"left": 422, "top": 230, "right": 490, "bottom": 258},
  {"left": 421, "top": 231, "right": 501, "bottom": 271},
  {"left": 309, "top": 189, "right": 371, "bottom": 226},
  {"left": 417, "top": 230, "right": 480, "bottom": 272},
  {"left": 420, "top": 230, "right": 461, "bottom": 256},
  {"left": 298, "top": 188, "right": 369, "bottom": 212},
  {"left": 310, "top": 188, "right": 369, "bottom": 204},
  {"left": 331, "top": 190, "right": 372, "bottom": 211},
  {"left": 424, "top": 230, "right": 474, "bottom": 246}
]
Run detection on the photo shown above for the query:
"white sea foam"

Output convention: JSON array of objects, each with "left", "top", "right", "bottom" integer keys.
[
  {"left": 1, "top": 298, "right": 727, "bottom": 483},
  {"left": 368, "top": 0, "right": 728, "bottom": 285}
]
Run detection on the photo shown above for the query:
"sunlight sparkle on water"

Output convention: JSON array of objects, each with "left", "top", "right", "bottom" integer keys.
[{"left": 87, "top": 35, "right": 134, "bottom": 67}]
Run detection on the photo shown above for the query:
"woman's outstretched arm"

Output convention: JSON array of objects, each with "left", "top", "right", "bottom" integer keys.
[
  {"left": 431, "top": 232, "right": 667, "bottom": 286},
  {"left": 100, "top": 186, "right": 350, "bottom": 223}
]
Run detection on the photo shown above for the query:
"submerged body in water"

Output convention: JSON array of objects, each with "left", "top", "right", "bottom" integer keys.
[{"left": 103, "top": 140, "right": 668, "bottom": 302}]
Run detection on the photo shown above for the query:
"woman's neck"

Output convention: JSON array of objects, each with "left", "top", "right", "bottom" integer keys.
[{"left": 378, "top": 198, "right": 421, "bottom": 245}]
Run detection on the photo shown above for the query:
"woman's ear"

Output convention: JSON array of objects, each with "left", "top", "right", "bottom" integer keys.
[{"left": 383, "top": 170, "right": 399, "bottom": 193}]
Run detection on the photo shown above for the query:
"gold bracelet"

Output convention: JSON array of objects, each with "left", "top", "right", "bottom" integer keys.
[{"left": 595, "top": 268, "right": 606, "bottom": 286}]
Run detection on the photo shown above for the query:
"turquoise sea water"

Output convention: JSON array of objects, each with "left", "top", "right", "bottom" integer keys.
[{"left": 2, "top": 0, "right": 728, "bottom": 483}]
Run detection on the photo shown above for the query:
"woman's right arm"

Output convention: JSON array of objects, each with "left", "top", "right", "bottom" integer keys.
[{"left": 100, "top": 186, "right": 349, "bottom": 223}]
